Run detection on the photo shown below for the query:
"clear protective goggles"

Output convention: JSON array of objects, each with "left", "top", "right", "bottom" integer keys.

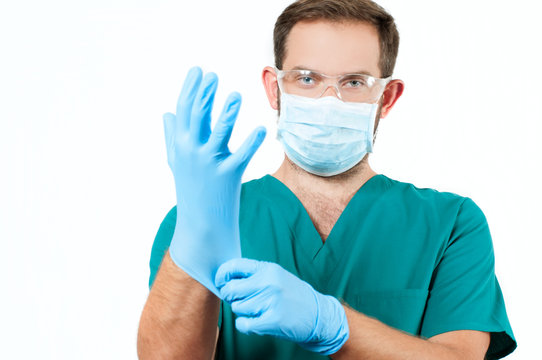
[{"left": 275, "top": 68, "right": 391, "bottom": 103}]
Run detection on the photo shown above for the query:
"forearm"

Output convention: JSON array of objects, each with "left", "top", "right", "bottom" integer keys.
[
  {"left": 137, "top": 250, "right": 220, "bottom": 360},
  {"left": 331, "top": 306, "right": 482, "bottom": 360}
]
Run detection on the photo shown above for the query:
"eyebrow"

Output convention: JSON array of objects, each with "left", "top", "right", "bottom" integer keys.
[{"left": 290, "top": 65, "right": 375, "bottom": 77}]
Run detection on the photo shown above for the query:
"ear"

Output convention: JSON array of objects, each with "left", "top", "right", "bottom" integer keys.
[
  {"left": 262, "top": 66, "right": 279, "bottom": 110},
  {"left": 379, "top": 79, "right": 404, "bottom": 118}
]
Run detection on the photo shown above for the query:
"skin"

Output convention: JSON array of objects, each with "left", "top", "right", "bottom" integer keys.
[
  {"left": 262, "top": 20, "right": 490, "bottom": 359},
  {"left": 137, "top": 251, "right": 220, "bottom": 359},
  {"left": 137, "top": 19, "right": 491, "bottom": 360}
]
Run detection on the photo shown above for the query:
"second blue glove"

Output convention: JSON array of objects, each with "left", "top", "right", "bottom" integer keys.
[{"left": 215, "top": 258, "right": 349, "bottom": 355}]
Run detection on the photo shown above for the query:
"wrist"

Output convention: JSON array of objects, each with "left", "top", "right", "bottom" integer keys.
[
  {"left": 301, "top": 291, "right": 350, "bottom": 355},
  {"left": 168, "top": 222, "right": 241, "bottom": 297}
]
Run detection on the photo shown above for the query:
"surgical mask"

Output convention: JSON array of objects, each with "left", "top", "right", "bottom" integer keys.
[{"left": 277, "top": 93, "right": 379, "bottom": 177}]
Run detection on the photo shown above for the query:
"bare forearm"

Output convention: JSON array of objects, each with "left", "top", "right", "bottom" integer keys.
[
  {"left": 137, "top": 250, "right": 220, "bottom": 359},
  {"left": 331, "top": 306, "right": 489, "bottom": 360}
]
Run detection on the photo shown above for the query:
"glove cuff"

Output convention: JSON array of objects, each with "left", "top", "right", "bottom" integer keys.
[
  {"left": 300, "top": 291, "right": 350, "bottom": 355},
  {"left": 168, "top": 244, "right": 221, "bottom": 297},
  {"left": 168, "top": 223, "right": 240, "bottom": 297}
]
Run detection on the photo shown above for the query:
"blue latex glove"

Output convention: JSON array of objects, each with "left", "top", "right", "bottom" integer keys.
[
  {"left": 163, "top": 67, "right": 266, "bottom": 296},
  {"left": 215, "top": 258, "right": 349, "bottom": 355}
]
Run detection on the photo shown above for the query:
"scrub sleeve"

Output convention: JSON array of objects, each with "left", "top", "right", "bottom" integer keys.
[{"left": 419, "top": 198, "right": 516, "bottom": 359}]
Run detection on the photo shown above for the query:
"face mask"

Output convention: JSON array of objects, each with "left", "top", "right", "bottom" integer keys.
[{"left": 277, "top": 93, "right": 379, "bottom": 177}]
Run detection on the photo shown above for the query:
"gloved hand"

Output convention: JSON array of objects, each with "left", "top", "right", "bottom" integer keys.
[
  {"left": 163, "top": 66, "right": 266, "bottom": 296},
  {"left": 215, "top": 258, "right": 350, "bottom": 355}
]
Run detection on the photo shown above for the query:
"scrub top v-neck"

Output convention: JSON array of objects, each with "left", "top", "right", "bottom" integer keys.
[
  {"left": 148, "top": 174, "right": 516, "bottom": 360},
  {"left": 238, "top": 174, "right": 391, "bottom": 294}
]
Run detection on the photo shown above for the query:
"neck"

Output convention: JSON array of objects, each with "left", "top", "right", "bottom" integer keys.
[{"left": 272, "top": 155, "right": 377, "bottom": 204}]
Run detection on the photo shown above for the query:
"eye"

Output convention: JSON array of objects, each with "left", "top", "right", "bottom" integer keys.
[
  {"left": 347, "top": 80, "right": 363, "bottom": 87},
  {"left": 296, "top": 74, "right": 320, "bottom": 87},
  {"left": 300, "top": 76, "right": 314, "bottom": 84},
  {"left": 341, "top": 76, "right": 368, "bottom": 88}
]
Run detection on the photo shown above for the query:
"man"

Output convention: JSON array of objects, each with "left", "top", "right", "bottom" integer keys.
[{"left": 137, "top": 0, "right": 516, "bottom": 359}]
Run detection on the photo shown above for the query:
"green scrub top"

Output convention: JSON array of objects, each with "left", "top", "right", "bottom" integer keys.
[{"left": 148, "top": 174, "right": 516, "bottom": 360}]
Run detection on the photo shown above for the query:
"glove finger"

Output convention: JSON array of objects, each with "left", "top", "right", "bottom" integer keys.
[
  {"left": 207, "top": 92, "right": 241, "bottom": 152},
  {"left": 235, "top": 312, "right": 273, "bottom": 336},
  {"left": 219, "top": 273, "right": 266, "bottom": 303},
  {"left": 176, "top": 66, "right": 203, "bottom": 133},
  {"left": 162, "top": 112, "right": 176, "bottom": 168},
  {"left": 230, "top": 292, "right": 268, "bottom": 317},
  {"left": 226, "top": 126, "right": 266, "bottom": 172},
  {"left": 215, "top": 258, "right": 262, "bottom": 289},
  {"left": 190, "top": 72, "right": 218, "bottom": 144}
]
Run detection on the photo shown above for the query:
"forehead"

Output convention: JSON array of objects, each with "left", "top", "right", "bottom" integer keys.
[{"left": 283, "top": 20, "right": 381, "bottom": 77}]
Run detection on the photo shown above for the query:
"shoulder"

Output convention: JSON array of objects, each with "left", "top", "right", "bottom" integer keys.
[
  {"left": 380, "top": 175, "right": 487, "bottom": 230},
  {"left": 241, "top": 175, "right": 268, "bottom": 195},
  {"left": 382, "top": 174, "right": 475, "bottom": 210},
  {"left": 240, "top": 175, "right": 272, "bottom": 204}
]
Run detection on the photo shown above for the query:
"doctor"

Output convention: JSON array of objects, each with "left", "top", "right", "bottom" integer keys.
[{"left": 137, "top": 0, "right": 516, "bottom": 359}]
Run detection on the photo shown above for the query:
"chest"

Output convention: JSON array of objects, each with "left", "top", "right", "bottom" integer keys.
[
  {"left": 295, "top": 191, "right": 348, "bottom": 242},
  {"left": 232, "top": 196, "right": 443, "bottom": 358}
]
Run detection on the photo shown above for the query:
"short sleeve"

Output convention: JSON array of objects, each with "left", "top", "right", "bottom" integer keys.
[
  {"left": 420, "top": 198, "right": 516, "bottom": 359},
  {"left": 148, "top": 206, "right": 177, "bottom": 289},
  {"left": 147, "top": 205, "right": 223, "bottom": 329}
]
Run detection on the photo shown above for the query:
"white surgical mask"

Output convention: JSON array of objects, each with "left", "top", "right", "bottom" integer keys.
[{"left": 277, "top": 93, "right": 378, "bottom": 177}]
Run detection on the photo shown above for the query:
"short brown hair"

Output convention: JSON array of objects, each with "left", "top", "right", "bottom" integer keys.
[{"left": 274, "top": 0, "right": 400, "bottom": 78}]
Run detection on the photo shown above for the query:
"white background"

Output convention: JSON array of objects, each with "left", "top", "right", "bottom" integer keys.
[{"left": 1, "top": 0, "right": 540, "bottom": 358}]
